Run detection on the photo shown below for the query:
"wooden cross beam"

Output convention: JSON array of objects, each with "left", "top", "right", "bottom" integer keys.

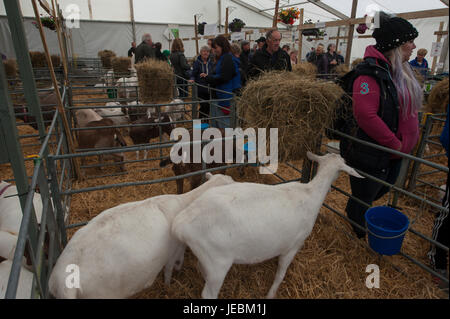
[
  {"left": 431, "top": 21, "right": 446, "bottom": 74},
  {"left": 38, "top": 0, "right": 55, "bottom": 16}
]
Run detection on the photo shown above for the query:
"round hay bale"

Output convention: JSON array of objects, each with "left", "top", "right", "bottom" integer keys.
[
  {"left": 351, "top": 58, "right": 364, "bottom": 70},
  {"left": 51, "top": 54, "right": 61, "bottom": 67},
  {"left": 426, "top": 77, "right": 449, "bottom": 114},
  {"left": 112, "top": 57, "right": 131, "bottom": 77},
  {"left": 98, "top": 50, "right": 116, "bottom": 69},
  {"left": 292, "top": 62, "right": 316, "bottom": 77},
  {"left": 3, "top": 59, "right": 17, "bottom": 78},
  {"left": 238, "top": 71, "right": 344, "bottom": 162},
  {"left": 29, "top": 51, "right": 47, "bottom": 68},
  {"left": 334, "top": 64, "right": 350, "bottom": 77},
  {"left": 135, "top": 59, "right": 174, "bottom": 103}
]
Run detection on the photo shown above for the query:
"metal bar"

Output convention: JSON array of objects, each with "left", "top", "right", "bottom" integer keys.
[
  {"left": 417, "top": 169, "right": 440, "bottom": 177},
  {"left": 399, "top": 252, "right": 449, "bottom": 284}
]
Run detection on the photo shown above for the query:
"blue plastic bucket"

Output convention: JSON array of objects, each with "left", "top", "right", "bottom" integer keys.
[
  {"left": 193, "top": 123, "right": 209, "bottom": 130},
  {"left": 244, "top": 142, "right": 257, "bottom": 167},
  {"left": 365, "top": 206, "right": 409, "bottom": 256}
]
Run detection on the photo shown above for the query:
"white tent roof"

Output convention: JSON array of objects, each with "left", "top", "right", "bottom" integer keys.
[{"left": 0, "top": 0, "right": 448, "bottom": 65}]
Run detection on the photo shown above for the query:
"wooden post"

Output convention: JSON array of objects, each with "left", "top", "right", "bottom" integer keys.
[
  {"left": 129, "top": 0, "right": 136, "bottom": 43},
  {"left": 87, "top": 0, "right": 93, "bottom": 20},
  {"left": 437, "top": 24, "right": 449, "bottom": 74},
  {"left": 31, "top": 0, "right": 81, "bottom": 179},
  {"left": 51, "top": 0, "right": 68, "bottom": 86},
  {"left": 431, "top": 21, "right": 445, "bottom": 74},
  {"left": 297, "top": 8, "right": 304, "bottom": 63},
  {"left": 336, "top": 26, "right": 341, "bottom": 49},
  {"left": 273, "top": 0, "right": 280, "bottom": 28},
  {"left": 225, "top": 7, "right": 229, "bottom": 35},
  {"left": 345, "top": 0, "right": 358, "bottom": 67},
  {"left": 194, "top": 15, "right": 199, "bottom": 56}
]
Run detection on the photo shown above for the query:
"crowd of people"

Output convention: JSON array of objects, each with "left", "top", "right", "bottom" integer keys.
[{"left": 127, "top": 12, "right": 448, "bottom": 290}]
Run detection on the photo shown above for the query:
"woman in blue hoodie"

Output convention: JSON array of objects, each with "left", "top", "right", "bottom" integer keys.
[
  {"left": 201, "top": 36, "right": 240, "bottom": 128},
  {"left": 189, "top": 46, "right": 214, "bottom": 118}
]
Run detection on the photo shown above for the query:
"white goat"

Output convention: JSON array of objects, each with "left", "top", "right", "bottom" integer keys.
[
  {"left": 116, "top": 76, "right": 138, "bottom": 99},
  {"left": 164, "top": 99, "right": 186, "bottom": 122},
  {"left": 0, "top": 230, "right": 18, "bottom": 261},
  {"left": 172, "top": 152, "right": 363, "bottom": 299},
  {"left": 95, "top": 102, "right": 130, "bottom": 128},
  {"left": 0, "top": 181, "right": 42, "bottom": 235},
  {"left": 48, "top": 173, "right": 235, "bottom": 299},
  {"left": 0, "top": 260, "right": 33, "bottom": 299},
  {"left": 74, "top": 108, "right": 104, "bottom": 128}
]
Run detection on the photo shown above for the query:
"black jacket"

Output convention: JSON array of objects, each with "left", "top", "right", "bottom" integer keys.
[
  {"left": 248, "top": 45, "right": 292, "bottom": 78},
  {"left": 170, "top": 51, "right": 191, "bottom": 79},
  {"left": 340, "top": 57, "right": 400, "bottom": 173},
  {"left": 239, "top": 49, "right": 250, "bottom": 85},
  {"left": 134, "top": 41, "right": 155, "bottom": 64},
  {"left": 127, "top": 46, "right": 135, "bottom": 57}
]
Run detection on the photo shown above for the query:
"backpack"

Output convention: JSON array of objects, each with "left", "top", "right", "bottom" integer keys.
[{"left": 325, "top": 58, "right": 391, "bottom": 141}]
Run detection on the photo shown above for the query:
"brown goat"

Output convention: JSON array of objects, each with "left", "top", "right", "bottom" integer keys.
[
  {"left": 14, "top": 91, "right": 58, "bottom": 130},
  {"left": 159, "top": 128, "right": 244, "bottom": 194},
  {"left": 130, "top": 113, "right": 175, "bottom": 160},
  {"left": 77, "top": 118, "right": 127, "bottom": 172}
]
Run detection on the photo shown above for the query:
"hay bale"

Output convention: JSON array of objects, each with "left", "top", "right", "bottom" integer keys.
[
  {"left": 98, "top": 50, "right": 116, "bottom": 69},
  {"left": 412, "top": 68, "right": 424, "bottom": 86},
  {"left": 3, "top": 59, "right": 17, "bottom": 78},
  {"left": 135, "top": 59, "right": 174, "bottom": 103},
  {"left": 334, "top": 64, "right": 350, "bottom": 77},
  {"left": 426, "top": 77, "right": 449, "bottom": 114},
  {"left": 351, "top": 58, "right": 364, "bottom": 70},
  {"left": 292, "top": 62, "right": 316, "bottom": 77},
  {"left": 238, "top": 71, "right": 344, "bottom": 162},
  {"left": 29, "top": 51, "right": 47, "bottom": 68},
  {"left": 51, "top": 54, "right": 61, "bottom": 67},
  {"left": 112, "top": 57, "right": 131, "bottom": 77}
]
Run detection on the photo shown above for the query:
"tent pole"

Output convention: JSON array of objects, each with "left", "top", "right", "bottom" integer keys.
[{"left": 345, "top": 0, "right": 358, "bottom": 67}]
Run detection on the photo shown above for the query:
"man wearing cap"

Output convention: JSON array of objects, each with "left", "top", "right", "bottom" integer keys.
[
  {"left": 342, "top": 12, "right": 422, "bottom": 240},
  {"left": 248, "top": 30, "right": 291, "bottom": 78}
]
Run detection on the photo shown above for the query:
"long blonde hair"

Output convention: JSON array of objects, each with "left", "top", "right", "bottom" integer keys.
[{"left": 386, "top": 46, "right": 423, "bottom": 118}]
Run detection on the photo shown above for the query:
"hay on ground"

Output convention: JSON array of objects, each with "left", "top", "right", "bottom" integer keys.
[
  {"left": 112, "top": 57, "right": 131, "bottom": 77},
  {"left": 238, "top": 71, "right": 344, "bottom": 162},
  {"left": 334, "top": 64, "right": 350, "bottom": 77},
  {"left": 292, "top": 62, "right": 317, "bottom": 77},
  {"left": 351, "top": 58, "right": 364, "bottom": 69},
  {"left": 3, "top": 59, "right": 17, "bottom": 78},
  {"left": 98, "top": 50, "right": 116, "bottom": 69},
  {"left": 135, "top": 59, "right": 174, "bottom": 103},
  {"left": 29, "top": 51, "right": 47, "bottom": 68},
  {"left": 426, "top": 77, "right": 449, "bottom": 114}
]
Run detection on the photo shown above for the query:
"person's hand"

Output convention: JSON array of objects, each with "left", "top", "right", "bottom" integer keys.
[
  {"left": 188, "top": 79, "right": 195, "bottom": 83},
  {"left": 330, "top": 59, "right": 337, "bottom": 65},
  {"left": 199, "top": 73, "right": 207, "bottom": 78}
]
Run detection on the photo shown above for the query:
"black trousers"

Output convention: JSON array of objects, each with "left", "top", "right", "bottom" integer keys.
[
  {"left": 177, "top": 77, "right": 188, "bottom": 98},
  {"left": 428, "top": 171, "right": 449, "bottom": 270},
  {"left": 346, "top": 159, "right": 402, "bottom": 238},
  {"left": 198, "top": 90, "right": 210, "bottom": 119}
]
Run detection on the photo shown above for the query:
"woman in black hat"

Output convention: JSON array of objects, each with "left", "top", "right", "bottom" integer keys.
[{"left": 342, "top": 12, "right": 422, "bottom": 239}]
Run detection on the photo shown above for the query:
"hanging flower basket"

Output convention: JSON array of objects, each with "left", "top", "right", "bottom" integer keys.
[
  {"left": 278, "top": 7, "right": 300, "bottom": 25},
  {"left": 32, "top": 15, "right": 56, "bottom": 31},
  {"left": 356, "top": 15, "right": 369, "bottom": 34},
  {"left": 197, "top": 22, "right": 206, "bottom": 35},
  {"left": 228, "top": 18, "right": 246, "bottom": 33}
]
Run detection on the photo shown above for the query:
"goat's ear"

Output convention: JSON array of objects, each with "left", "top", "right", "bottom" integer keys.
[
  {"left": 205, "top": 172, "right": 213, "bottom": 180},
  {"left": 342, "top": 164, "right": 364, "bottom": 178},
  {"left": 306, "top": 151, "right": 320, "bottom": 163}
]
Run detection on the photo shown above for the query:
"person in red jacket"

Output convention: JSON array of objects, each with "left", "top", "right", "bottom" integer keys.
[{"left": 342, "top": 12, "right": 423, "bottom": 238}]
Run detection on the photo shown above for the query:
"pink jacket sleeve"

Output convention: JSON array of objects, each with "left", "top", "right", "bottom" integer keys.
[{"left": 352, "top": 75, "right": 402, "bottom": 151}]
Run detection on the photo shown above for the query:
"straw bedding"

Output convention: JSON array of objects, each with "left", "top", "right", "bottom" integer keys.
[
  {"left": 98, "top": 50, "right": 116, "bottom": 69},
  {"left": 3, "top": 59, "right": 17, "bottom": 78},
  {"left": 135, "top": 59, "right": 174, "bottom": 103},
  {"left": 351, "top": 58, "right": 364, "bottom": 69},
  {"left": 1, "top": 87, "right": 446, "bottom": 300},
  {"left": 29, "top": 51, "right": 47, "bottom": 68},
  {"left": 426, "top": 77, "right": 449, "bottom": 114},
  {"left": 112, "top": 57, "right": 131, "bottom": 76},
  {"left": 51, "top": 54, "right": 61, "bottom": 67},
  {"left": 292, "top": 62, "right": 317, "bottom": 77},
  {"left": 238, "top": 71, "right": 344, "bottom": 162},
  {"left": 334, "top": 64, "right": 350, "bottom": 77}
]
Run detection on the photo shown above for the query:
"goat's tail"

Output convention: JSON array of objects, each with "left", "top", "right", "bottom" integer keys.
[{"left": 159, "top": 158, "right": 172, "bottom": 167}]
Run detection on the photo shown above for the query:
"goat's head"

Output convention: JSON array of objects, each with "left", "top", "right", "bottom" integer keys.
[
  {"left": 306, "top": 151, "right": 363, "bottom": 178},
  {"left": 204, "top": 172, "right": 235, "bottom": 186}
]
